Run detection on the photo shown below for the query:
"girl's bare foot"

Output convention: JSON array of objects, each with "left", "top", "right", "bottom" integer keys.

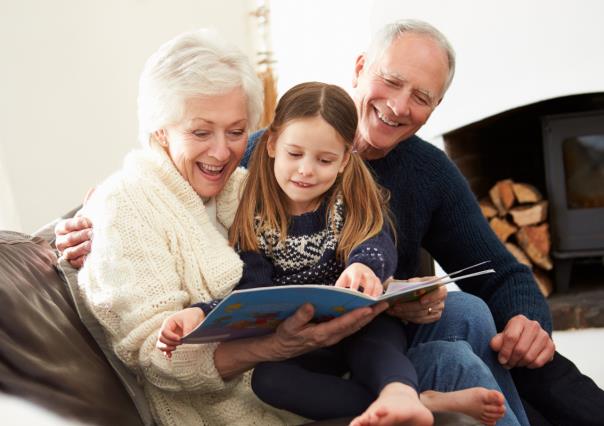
[
  {"left": 420, "top": 387, "right": 505, "bottom": 426},
  {"left": 350, "top": 383, "right": 433, "bottom": 426}
]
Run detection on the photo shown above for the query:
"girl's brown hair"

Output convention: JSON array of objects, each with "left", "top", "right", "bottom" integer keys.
[{"left": 229, "top": 81, "right": 393, "bottom": 262}]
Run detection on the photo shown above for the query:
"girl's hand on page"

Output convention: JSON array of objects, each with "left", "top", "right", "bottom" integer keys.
[
  {"left": 386, "top": 285, "right": 448, "bottom": 324},
  {"left": 335, "top": 263, "right": 383, "bottom": 297},
  {"left": 156, "top": 307, "right": 205, "bottom": 358}
]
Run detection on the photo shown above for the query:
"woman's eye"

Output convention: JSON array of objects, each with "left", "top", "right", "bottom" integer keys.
[
  {"left": 229, "top": 129, "right": 245, "bottom": 137},
  {"left": 193, "top": 131, "right": 210, "bottom": 138}
]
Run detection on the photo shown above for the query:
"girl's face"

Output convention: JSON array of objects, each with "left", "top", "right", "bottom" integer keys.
[{"left": 268, "top": 115, "right": 350, "bottom": 215}]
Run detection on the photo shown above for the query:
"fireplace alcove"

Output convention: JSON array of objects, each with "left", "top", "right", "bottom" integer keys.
[{"left": 442, "top": 92, "right": 604, "bottom": 296}]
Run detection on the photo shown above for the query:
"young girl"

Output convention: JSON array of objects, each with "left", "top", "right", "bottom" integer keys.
[{"left": 158, "top": 82, "right": 507, "bottom": 426}]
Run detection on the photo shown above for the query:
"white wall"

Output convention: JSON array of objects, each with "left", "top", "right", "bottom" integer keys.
[
  {"left": 3, "top": 0, "right": 604, "bottom": 232},
  {"left": 0, "top": 0, "right": 256, "bottom": 233},
  {"left": 271, "top": 0, "right": 604, "bottom": 140}
]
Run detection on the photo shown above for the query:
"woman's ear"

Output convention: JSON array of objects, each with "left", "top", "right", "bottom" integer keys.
[{"left": 154, "top": 129, "right": 168, "bottom": 146}]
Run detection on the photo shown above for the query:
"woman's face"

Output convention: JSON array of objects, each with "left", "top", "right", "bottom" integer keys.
[{"left": 161, "top": 87, "right": 248, "bottom": 199}]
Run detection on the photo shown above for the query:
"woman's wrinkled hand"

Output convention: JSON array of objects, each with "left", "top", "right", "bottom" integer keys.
[
  {"left": 268, "top": 302, "right": 388, "bottom": 361},
  {"left": 386, "top": 280, "right": 448, "bottom": 324}
]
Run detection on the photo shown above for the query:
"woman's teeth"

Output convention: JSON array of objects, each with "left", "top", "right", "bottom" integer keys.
[{"left": 198, "top": 163, "right": 224, "bottom": 175}]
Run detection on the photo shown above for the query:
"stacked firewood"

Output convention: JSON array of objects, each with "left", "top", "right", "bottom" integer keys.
[{"left": 479, "top": 179, "right": 554, "bottom": 297}]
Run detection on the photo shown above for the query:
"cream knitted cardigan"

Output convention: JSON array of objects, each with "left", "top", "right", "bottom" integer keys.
[{"left": 78, "top": 144, "right": 302, "bottom": 426}]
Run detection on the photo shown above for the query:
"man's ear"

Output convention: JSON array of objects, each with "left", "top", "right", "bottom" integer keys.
[
  {"left": 266, "top": 135, "right": 277, "bottom": 158},
  {"left": 352, "top": 54, "right": 366, "bottom": 88}
]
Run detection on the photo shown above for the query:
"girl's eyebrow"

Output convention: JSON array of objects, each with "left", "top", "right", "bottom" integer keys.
[{"left": 284, "top": 143, "right": 341, "bottom": 157}]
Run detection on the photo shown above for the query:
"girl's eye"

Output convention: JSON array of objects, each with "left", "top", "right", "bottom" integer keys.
[
  {"left": 320, "top": 159, "right": 334, "bottom": 164},
  {"left": 287, "top": 152, "right": 302, "bottom": 158}
]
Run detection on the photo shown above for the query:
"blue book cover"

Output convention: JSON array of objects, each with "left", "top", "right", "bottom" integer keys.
[{"left": 183, "top": 261, "right": 494, "bottom": 343}]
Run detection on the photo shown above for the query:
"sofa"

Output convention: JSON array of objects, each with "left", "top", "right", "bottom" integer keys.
[{"left": 0, "top": 217, "right": 478, "bottom": 425}]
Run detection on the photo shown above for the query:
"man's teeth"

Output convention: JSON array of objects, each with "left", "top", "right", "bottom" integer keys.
[
  {"left": 198, "top": 163, "right": 224, "bottom": 174},
  {"left": 377, "top": 110, "right": 400, "bottom": 127}
]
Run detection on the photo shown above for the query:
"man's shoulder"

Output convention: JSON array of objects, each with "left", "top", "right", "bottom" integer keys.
[{"left": 242, "top": 129, "right": 267, "bottom": 168}]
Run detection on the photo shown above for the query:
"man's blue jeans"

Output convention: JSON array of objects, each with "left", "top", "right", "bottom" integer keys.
[{"left": 407, "top": 291, "right": 529, "bottom": 426}]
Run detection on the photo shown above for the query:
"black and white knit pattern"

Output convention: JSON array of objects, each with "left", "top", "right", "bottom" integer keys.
[{"left": 257, "top": 198, "right": 345, "bottom": 285}]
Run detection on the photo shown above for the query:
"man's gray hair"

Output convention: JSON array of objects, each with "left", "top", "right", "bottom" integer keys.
[
  {"left": 365, "top": 19, "right": 456, "bottom": 94},
  {"left": 137, "top": 29, "right": 263, "bottom": 146}
]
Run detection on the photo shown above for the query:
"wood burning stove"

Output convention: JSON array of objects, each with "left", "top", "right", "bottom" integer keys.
[
  {"left": 443, "top": 92, "right": 604, "bottom": 293},
  {"left": 542, "top": 110, "right": 604, "bottom": 291}
]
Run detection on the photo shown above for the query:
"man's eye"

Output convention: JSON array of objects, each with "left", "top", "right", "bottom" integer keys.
[{"left": 414, "top": 95, "right": 430, "bottom": 106}]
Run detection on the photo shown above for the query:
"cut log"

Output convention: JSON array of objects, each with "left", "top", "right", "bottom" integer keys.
[
  {"left": 479, "top": 198, "right": 498, "bottom": 219},
  {"left": 490, "top": 217, "right": 518, "bottom": 242},
  {"left": 533, "top": 268, "right": 554, "bottom": 298},
  {"left": 512, "top": 183, "right": 543, "bottom": 204},
  {"left": 489, "top": 179, "right": 516, "bottom": 215},
  {"left": 516, "top": 224, "right": 553, "bottom": 270},
  {"left": 509, "top": 201, "right": 549, "bottom": 227},
  {"left": 505, "top": 242, "right": 532, "bottom": 268}
]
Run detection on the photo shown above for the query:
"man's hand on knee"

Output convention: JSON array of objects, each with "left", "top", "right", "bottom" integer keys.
[{"left": 490, "top": 314, "right": 555, "bottom": 369}]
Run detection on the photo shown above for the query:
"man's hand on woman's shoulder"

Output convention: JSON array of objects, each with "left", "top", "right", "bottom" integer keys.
[
  {"left": 54, "top": 188, "right": 96, "bottom": 269},
  {"left": 55, "top": 216, "right": 93, "bottom": 269}
]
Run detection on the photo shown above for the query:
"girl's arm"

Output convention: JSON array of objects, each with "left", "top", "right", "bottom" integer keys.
[
  {"left": 191, "top": 250, "right": 274, "bottom": 316},
  {"left": 347, "top": 226, "right": 398, "bottom": 282}
]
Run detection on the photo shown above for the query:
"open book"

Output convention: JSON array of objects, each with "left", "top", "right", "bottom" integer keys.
[{"left": 183, "top": 261, "right": 494, "bottom": 343}]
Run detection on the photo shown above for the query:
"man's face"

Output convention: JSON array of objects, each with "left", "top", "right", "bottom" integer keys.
[{"left": 352, "top": 33, "right": 450, "bottom": 159}]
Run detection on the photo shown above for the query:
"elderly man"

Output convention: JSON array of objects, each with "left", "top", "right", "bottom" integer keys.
[
  {"left": 338, "top": 20, "right": 602, "bottom": 426},
  {"left": 57, "top": 19, "right": 603, "bottom": 426}
]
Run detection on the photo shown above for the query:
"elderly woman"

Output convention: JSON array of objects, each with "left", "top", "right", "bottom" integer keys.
[{"left": 76, "top": 30, "right": 385, "bottom": 425}]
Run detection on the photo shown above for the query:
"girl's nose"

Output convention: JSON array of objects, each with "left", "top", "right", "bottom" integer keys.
[{"left": 298, "top": 158, "right": 314, "bottom": 176}]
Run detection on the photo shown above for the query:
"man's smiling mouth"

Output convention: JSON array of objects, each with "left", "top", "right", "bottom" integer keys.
[{"left": 375, "top": 107, "right": 401, "bottom": 127}]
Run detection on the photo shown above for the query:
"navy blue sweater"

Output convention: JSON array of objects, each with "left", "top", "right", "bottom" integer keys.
[
  {"left": 195, "top": 197, "right": 396, "bottom": 314},
  {"left": 236, "top": 198, "right": 397, "bottom": 289},
  {"left": 243, "top": 131, "right": 553, "bottom": 334}
]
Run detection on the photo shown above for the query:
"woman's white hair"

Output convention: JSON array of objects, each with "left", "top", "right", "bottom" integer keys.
[
  {"left": 365, "top": 19, "right": 456, "bottom": 94},
  {"left": 137, "top": 29, "right": 263, "bottom": 146}
]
